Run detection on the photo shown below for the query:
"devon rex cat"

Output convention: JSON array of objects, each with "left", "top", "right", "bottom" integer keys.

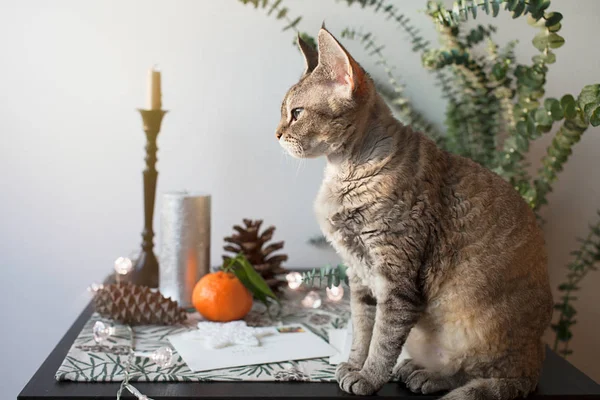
[{"left": 276, "top": 28, "right": 553, "bottom": 399}]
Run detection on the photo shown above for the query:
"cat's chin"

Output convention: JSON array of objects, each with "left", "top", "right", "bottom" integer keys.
[
  {"left": 280, "top": 141, "right": 306, "bottom": 158},
  {"left": 286, "top": 148, "right": 321, "bottom": 159},
  {"left": 280, "top": 139, "right": 327, "bottom": 159},
  {"left": 288, "top": 152, "right": 305, "bottom": 159}
]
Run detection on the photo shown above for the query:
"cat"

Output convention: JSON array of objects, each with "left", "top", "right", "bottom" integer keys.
[{"left": 276, "top": 27, "right": 553, "bottom": 399}]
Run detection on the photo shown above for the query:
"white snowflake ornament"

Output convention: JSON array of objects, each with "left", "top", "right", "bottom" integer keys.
[{"left": 196, "top": 320, "right": 274, "bottom": 349}]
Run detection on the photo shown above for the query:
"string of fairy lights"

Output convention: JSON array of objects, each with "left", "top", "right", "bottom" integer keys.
[
  {"left": 285, "top": 271, "right": 345, "bottom": 306},
  {"left": 86, "top": 258, "right": 345, "bottom": 398}
]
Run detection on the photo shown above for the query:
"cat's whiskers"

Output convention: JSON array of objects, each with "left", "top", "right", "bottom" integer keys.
[
  {"left": 295, "top": 154, "right": 306, "bottom": 176},
  {"left": 280, "top": 147, "right": 291, "bottom": 165},
  {"left": 281, "top": 144, "right": 304, "bottom": 177},
  {"left": 295, "top": 146, "right": 307, "bottom": 176}
]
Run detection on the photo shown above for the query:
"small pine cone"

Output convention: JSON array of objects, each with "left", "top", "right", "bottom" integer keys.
[
  {"left": 93, "top": 282, "right": 187, "bottom": 325},
  {"left": 223, "top": 219, "right": 289, "bottom": 292}
]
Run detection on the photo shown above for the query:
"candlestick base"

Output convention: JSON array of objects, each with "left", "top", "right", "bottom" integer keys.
[{"left": 133, "top": 250, "right": 159, "bottom": 288}]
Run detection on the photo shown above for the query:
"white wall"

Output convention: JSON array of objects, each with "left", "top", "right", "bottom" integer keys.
[{"left": 1, "top": 0, "right": 598, "bottom": 397}]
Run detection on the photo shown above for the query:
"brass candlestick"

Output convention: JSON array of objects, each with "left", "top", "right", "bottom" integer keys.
[{"left": 132, "top": 108, "right": 167, "bottom": 288}]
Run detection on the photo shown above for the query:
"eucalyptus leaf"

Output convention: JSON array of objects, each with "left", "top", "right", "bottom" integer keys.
[
  {"left": 533, "top": 51, "right": 556, "bottom": 65},
  {"left": 548, "top": 32, "right": 565, "bottom": 49},
  {"left": 561, "top": 94, "right": 577, "bottom": 119},
  {"left": 506, "top": 0, "right": 519, "bottom": 12},
  {"left": 578, "top": 84, "right": 600, "bottom": 107},
  {"left": 545, "top": 12, "right": 563, "bottom": 27},
  {"left": 516, "top": 120, "right": 528, "bottom": 136},
  {"left": 492, "top": 63, "right": 506, "bottom": 80},
  {"left": 532, "top": 32, "right": 548, "bottom": 51},
  {"left": 590, "top": 108, "right": 600, "bottom": 127},
  {"left": 267, "top": 0, "right": 281, "bottom": 15},
  {"left": 548, "top": 22, "right": 562, "bottom": 32},
  {"left": 526, "top": 116, "right": 536, "bottom": 137},
  {"left": 492, "top": 0, "right": 500, "bottom": 17},
  {"left": 515, "top": 134, "right": 529, "bottom": 151},
  {"left": 283, "top": 16, "right": 301, "bottom": 31},
  {"left": 512, "top": 1, "right": 525, "bottom": 18},
  {"left": 535, "top": 108, "right": 553, "bottom": 126},
  {"left": 544, "top": 98, "right": 563, "bottom": 121},
  {"left": 545, "top": 51, "right": 556, "bottom": 64},
  {"left": 537, "top": 124, "right": 552, "bottom": 134},
  {"left": 482, "top": 0, "right": 490, "bottom": 15}
]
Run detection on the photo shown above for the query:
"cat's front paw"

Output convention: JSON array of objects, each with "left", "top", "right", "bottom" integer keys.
[
  {"left": 337, "top": 367, "right": 377, "bottom": 396},
  {"left": 404, "top": 369, "right": 450, "bottom": 394},
  {"left": 335, "top": 361, "right": 359, "bottom": 382},
  {"left": 392, "top": 358, "right": 420, "bottom": 383}
]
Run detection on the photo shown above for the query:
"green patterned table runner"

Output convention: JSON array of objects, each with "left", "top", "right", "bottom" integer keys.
[{"left": 55, "top": 288, "right": 350, "bottom": 382}]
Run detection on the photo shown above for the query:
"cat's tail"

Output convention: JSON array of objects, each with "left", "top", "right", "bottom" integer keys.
[{"left": 441, "top": 377, "right": 538, "bottom": 400}]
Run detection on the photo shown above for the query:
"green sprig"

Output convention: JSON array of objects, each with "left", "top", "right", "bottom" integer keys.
[{"left": 301, "top": 265, "right": 349, "bottom": 289}]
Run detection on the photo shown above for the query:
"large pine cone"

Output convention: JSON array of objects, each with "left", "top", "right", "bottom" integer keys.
[
  {"left": 93, "top": 282, "right": 187, "bottom": 325},
  {"left": 223, "top": 219, "right": 288, "bottom": 291}
]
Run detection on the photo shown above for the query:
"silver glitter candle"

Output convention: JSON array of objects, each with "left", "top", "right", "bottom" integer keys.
[{"left": 159, "top": 192, "right": 211, "bottom": 308}]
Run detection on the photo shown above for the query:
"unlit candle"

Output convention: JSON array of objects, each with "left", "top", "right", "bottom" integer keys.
[{"left": 147, "top": 67, "right": 162, "bottom": 110}]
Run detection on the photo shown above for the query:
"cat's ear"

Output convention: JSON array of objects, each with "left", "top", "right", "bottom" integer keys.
[
  {"left": 316, "top": 27, "right": 366, "bottom": 96},
  {"left": 297, "top": 33, "right": 318, "bottom": 75}
]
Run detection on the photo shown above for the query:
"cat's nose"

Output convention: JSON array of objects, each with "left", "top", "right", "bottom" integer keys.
[{"left": 276, "top": 131, "right": 283, "bottom": 140}]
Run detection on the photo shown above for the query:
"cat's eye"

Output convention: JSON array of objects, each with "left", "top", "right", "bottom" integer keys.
[{"left": 291, "top": 107, "right": 304, "bottom": 121}]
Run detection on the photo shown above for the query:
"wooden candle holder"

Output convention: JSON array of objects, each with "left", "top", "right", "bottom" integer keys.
[{"left": 132, "top": 108, "right": 167, "bottom": 288}]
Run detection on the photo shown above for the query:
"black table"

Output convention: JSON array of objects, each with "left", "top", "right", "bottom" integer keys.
[{"left": 18, "top": 302, "right": 600, "bottom": 399}]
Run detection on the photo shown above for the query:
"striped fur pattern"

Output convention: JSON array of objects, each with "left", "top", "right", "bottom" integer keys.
[{"left": 275, "top": 28, "right": 553, "bottom": 399}]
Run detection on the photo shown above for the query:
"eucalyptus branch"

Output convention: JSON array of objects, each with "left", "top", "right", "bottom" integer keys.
[
  {"left": 341, "top": 0, "right": 455, "bottom": 101},
  {"left": 530, "top": 85, "right": 600, "bottom": 209},
  {"left": 552, "top": 214, "right": 600, "bottom": 357},
  {"left": 301, "top": 265, "right": 349, "bottom": 289},
  {"left": 238, "top": 0, "right": 305, "bottom": 35},
  {"left": 487, "top": 39, "right": 518, "bottom": 130},
  {"left": 341, "top": 28, "right": 443, "bottom": 145},
  {"left": 423, "top": 46, "right": 498, "bottom": 167},
  {"left": 464, "top": 24, "right": 497, "bottom": 48},
  {"left": 425, "top": 0, "right": 571, "bottom": 199},
  {"left": 342, "top": 0, "right": 431, "bottom": 53}
]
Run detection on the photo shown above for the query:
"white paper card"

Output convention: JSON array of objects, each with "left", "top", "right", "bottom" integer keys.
[
  {"left": 328, "top": 328, "right": 352, "bottom": 365},
  {"left": 328, "top": 329, "right": 346, "bottom": 353},
  {"left": 168, "top": 324, "right": 337, "bottom": 372}
]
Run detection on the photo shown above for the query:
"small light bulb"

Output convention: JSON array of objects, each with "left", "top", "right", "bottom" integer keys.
[
  {"left": 151, "top": 346, "right": 174, "bottom": 368},
  {"left": 301, "top": 291, "right": 322, "bottom": 309},
  {"left": 326, "top": 285, "right": 344, "bottom": 302},
  {"left": 87, "top": 283, "right": 104, "bottom": 293},
  {"left": 114, "top": 257, "right": 133, "bottom": 275},
  {"left": 92, "top": 321, "right": 114, "bottom": 344},
  {"left": 286, "top": 272, "right": 302, "bottom": 290}
]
